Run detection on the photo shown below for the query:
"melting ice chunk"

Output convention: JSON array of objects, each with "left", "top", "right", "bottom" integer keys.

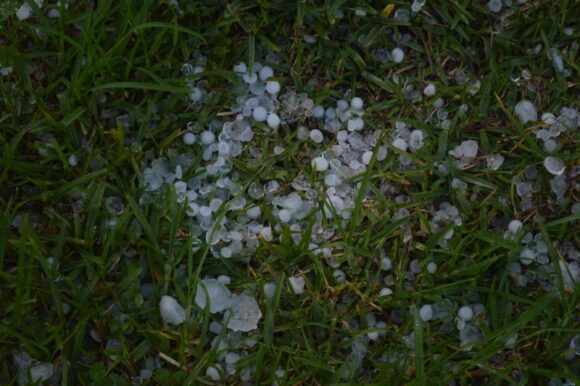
[
  {"left": 195, "top": 279, "right": 232, "bottom": 314},
  {"left": 159, "top": 295, "right": 186, "bottom": 325},
  {"left": 543, "top": 156, "right": 566, "bottom": 176},
  {"left": 289, "top": 276, "right": 305, "bottom": 295},
  {"left": 223, "top": 292, "right": 262, "bottom": 332},
  {"left": 514, "top": 100, "right": 538, "bottom": 124}
]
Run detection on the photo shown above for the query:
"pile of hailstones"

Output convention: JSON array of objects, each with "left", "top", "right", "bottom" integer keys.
[
  {"left": 514, "top": 101, "right": 579, "bottom": 210},
  {"left": 142, "top": 62, "right": 399, "bottom": 380},
  {"left": 504, "top": 220, "right": 580, "bottom": 290},
  {"left": 142, "top": 61, "right": 388, "bottom": 266}
]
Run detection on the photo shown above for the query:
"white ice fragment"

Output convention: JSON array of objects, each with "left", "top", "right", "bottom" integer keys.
[
  {"left": 419, "top": 304, "right": 433, "bottom": 322},
  {"left": 23, "top": 363, "right": 54, "bottom": 385},
  {"left": 460, "top": 140, "right": 478, "bottom": 158},
  {"left": 520, "top": 248, "right": 535, "bottom": 265},
  {"left": 550, "top": 175, "right": 567, "bottom": 199},
  {"left": 16, "top": 4, "right": 32, "bottom": 21},
  {"left": 309, "top": 129, "right": 324, "bottom": 143},
  {"left": 233, "top": 62, "right": 247, "bottom": 73},
  {"left": 548, "top": 48, "right": 565, "bottom": 73},
  {"left": 278, "top": 209, "right": 291, "bottom": 223},
  {"left": 350, "top": 97, "right": 364, "bottom": 110},
  {"left": 560, "top": 261, "right": 579, "bottom": 289},
  {"left": 206, "top": 365, "right": 221, "bottom": 381},
  {"left": 246, "top": 206, "right": 261, "bottom": 219},
  {"left": 220, "top": 246, "right": 232, "bottom": 258},
  {"left": 367, "top": 330, "right": 380, "bottom": 341},
  {"left": 379, "top": 287, "right": 393, "bottom": 296},
  {"left": 544, "top": 139, "right": 558, "bottom": 153},
  {"left": 68, "top": 154, "right": 78, "bottom": 167},
  {"left": 324, "top": 173, "right": 341, "bottom": 187},
  {"left": 514, "top": 100, "right": 538, "bottom": 124},
  {"left": 543, "top": 156, "right": 565, "bottom": 176},
  {"left": 266, "top": 80, "right": 281, "bottom": 94},
  {"left": 312, "top": 105, "right": 325, "bottom": 118},
  {"left": 259, "top": 226, "right": 273, "bottom": 241},
  {"left": 217, "top": 275, "right": 231, "bottom": 286},
  {"left": 263, "top": 282, "right": 276, "bottom": 299},
  {"left": 199, "top": 206, "right": 212, "bottom": 217},
  {"left": 347, "top": 117, "right": 364, "bottom": 131},
  {"left": 190, "top": 87, "right": 203, "bottom": 102},
  {"left": 362, "top": 151, "right": 373, "bottom": 165},
  {"left": 289, "top": 276, "right": 305, "bottom": 295},
  {"left": 224, "top": 292, "right": 262, "bottom": 332},
  {"left": 182, "top": 132, "right": 195, "bottom": 145},
  {"left": 159, "top": 295, "right": 186, "bottom": 325},
  {"left": 259, "top": 66, "right": 274, "bottom": 81},
  {"left": 427, "top": 262, "right": 438, "bottom": 274},
  {"left": 411, "top": 0, "right": 425, "bottom": 13},
  {"left": 312, "top": 156, "right": 329, "bottom": 171},
  {"left": 200, "top": 131, "right": 215, "bottom": 145},
  {"left": 242, "top": 72, "right": 258, "bottom": 84},
  {"left": 486, "top": 154, "right": 504, "bottom": 170},
  {"left": 195, "top": 279, "right": 232, "bottom": 314},
  {"left": 380, "top": 257, "right": 392, "bottom": 271},
  {"left": 423, "top": 83, "right": 436, "bottom": 97},
  {"left": 47, "top": 8, "right": 60, "bottom": 18},
  {"left": 409, "top": 130, "right": 425, "bottom": 152},
  {"left": 508, "top": 220, "right": 523, "bottom": 234},
  {"left": 541, "top": 112, "right": 557, "bottom": 126},
  {"left": 391, "top": 48, "right": 405, "bottom": 63},
  {"left": 281, "top": 192, "right": 303, "bottom": 211},
  {"left": 252, "top": 106, "right": 267, "bottom": 122},
  {"left": 487, "top": 0, "right": 502, "bottom": 12},
  {"left": 267, "top": 113, "right": 280, "bottom": 129},
  {"left": 392, "top": 138, "right": 408, "bottom": 151},
  {"left": 458, "top": 306, "right": 474, "bottom": 321}
]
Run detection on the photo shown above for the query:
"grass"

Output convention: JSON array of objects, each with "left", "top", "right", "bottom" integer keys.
[{"left": 0, "top": 0, "right": 579, "bottom": 385}]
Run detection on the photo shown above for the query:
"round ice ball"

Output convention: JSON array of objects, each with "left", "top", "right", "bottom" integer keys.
[
  {"left": 381, "top": 257, "right": 392, "bottom": 270},
  {"left": 68, "top": 154, "right": 78, "bottom": 167},
  {"left": 423, "top": 83, "right": 436, "bottom": 97},
  {"left": 543, "top": 156, "right": 566, "bottom": 176},
  {"left": 427, "top": 262, "right": 438, "bottom": 273},
  {"left": 278, "top": 209, "right": 292, "bottom": 223},
  {"left": 458, "top": 306, "right": 474, "bottom": 321},
  {"left": 267, "top": 113, "right": 281, "bottom": 129},
  {"left": 508, "top": 220, "right": 523, "bottom": 234},
  {"left": 243, "top": 72, "right": 258, "bottom": 84},
  {"left": 362, "top": 151, "right": 373, "bottom": 165},
  {"left": 312, "top": 156, "right": 329, "bottom": 171},
  {"left": 350, "top": 97, "right": 364, "bottom": 110},
  {"left": 183, "top": 132, "right": 196, "bottom": 145},
  {"left": 347, "top": 117, "right": 364, "bottom": 132},
  {"left": 392, "top": 138, "right": 408, "bottom": 151},
  {"left": 266, "top": 80, "right": 281, "bottom": 94},
  {"left": 460, "top": 140, "right": 479, "bottom": 158},
  {"left": 391, "top": 48, "right": 405, "bottom": 63},
  {"left": 309, "top": 129, "right": 324, "bottom": 143},
  {"left": 252, "top": 106, "right": 268, "bottom": 122},
  {"left": 420, "top": 304, "right": 433, "bottom": 322},
  {"left": 514, "top": 100, "right": 538, "bottom": 124},
  {"left": 259, "top": 66, "right": 274, "bottom": 81},
  {"left": 200, "top": 131, "right": 215, "bottom": 145},
  {"left": 233, "top": 62, "right": 247, "bottom": 73},
  {"left": 312, "top": 105, "right": 325, "bottom": 118}
]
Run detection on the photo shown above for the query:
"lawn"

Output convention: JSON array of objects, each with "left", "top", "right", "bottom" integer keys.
[{"left": 0, "top": 0, "right": 578, "bottom": 385}]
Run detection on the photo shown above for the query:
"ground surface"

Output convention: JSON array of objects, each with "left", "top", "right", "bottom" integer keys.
[{"left": 0, "top": 1, "right": 579, "bottom": 385}]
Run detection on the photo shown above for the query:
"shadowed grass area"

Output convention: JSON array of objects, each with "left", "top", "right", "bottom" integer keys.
[{"left": 1, "top": 0, "right": 579, "bottom": 385}]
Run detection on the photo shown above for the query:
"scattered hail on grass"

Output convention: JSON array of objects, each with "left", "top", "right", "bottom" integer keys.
[{"left": 5, "top": 0, "right": 579, "bottom": 383}]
